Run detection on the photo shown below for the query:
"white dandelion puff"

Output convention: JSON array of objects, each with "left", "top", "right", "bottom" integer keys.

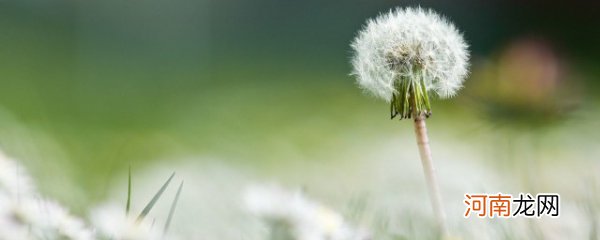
[{"left": 351, "top": 7, "right": 469, "bottom": 118}]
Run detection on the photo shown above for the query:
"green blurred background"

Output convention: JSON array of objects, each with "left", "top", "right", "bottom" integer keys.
[{"left": 0, "top": 0, "right": 598, "bottom": 214}]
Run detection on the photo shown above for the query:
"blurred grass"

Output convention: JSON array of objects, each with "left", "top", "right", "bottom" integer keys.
[{"left": 0, "top": 0, "right": 599, "bottom": 216}]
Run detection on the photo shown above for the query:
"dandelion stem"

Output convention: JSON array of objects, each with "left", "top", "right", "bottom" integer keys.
[{"left": 412, "top": 111, "right": 448, "bottom": 237}]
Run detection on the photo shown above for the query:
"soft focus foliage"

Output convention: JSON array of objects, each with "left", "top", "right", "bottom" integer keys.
[{"left": 467, "top": 37, "right": 580, "bottom": 127}]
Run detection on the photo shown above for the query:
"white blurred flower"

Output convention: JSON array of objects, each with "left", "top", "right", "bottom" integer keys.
[
  {"left": 91, "top": 203, "right": 163, "bottom": 240},
  {"left": 0, "top": 151, "right": 36, "bottom": 197},
  {"left": 0, "top": 194, "right": 32, "bottom": 240},
  {"left": 26, "top": 199, "right": 95, "bottom": 240},
  {"left": 244, "top": 184, "right": 370, "bottom": 240},
  {"left": 0, "top": 150, "right": 94, "bottom": 240}
]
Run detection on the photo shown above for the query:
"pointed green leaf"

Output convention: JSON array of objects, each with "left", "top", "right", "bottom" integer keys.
[
  {"left": 126, "top": 165, "right": 132, "bottom": 215},
  {"left": 136, "top": 172, "right": 176, "bottom": 222},
  {"left": 164, "top": 180, "right": 184, "bottom": 234}
]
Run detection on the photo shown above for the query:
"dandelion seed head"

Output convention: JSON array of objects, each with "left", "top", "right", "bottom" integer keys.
[{"left": 351, "top": 7, "right": 469, "bottom": 101}]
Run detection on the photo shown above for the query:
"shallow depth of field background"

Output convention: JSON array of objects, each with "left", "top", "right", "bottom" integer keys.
[{"left": 0, "top": 0, "right": 598, "bottom": 238}]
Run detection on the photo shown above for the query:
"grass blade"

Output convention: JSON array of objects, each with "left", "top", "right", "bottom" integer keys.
[
  {"left": 164, "top": 180, "right": 184, "bottom": 234},
  {"left": 126, "top": 165, "right": 132, "bottom": 215},
  {"left": 136, "top": 172, "right": 176, "bottom": 222}
]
